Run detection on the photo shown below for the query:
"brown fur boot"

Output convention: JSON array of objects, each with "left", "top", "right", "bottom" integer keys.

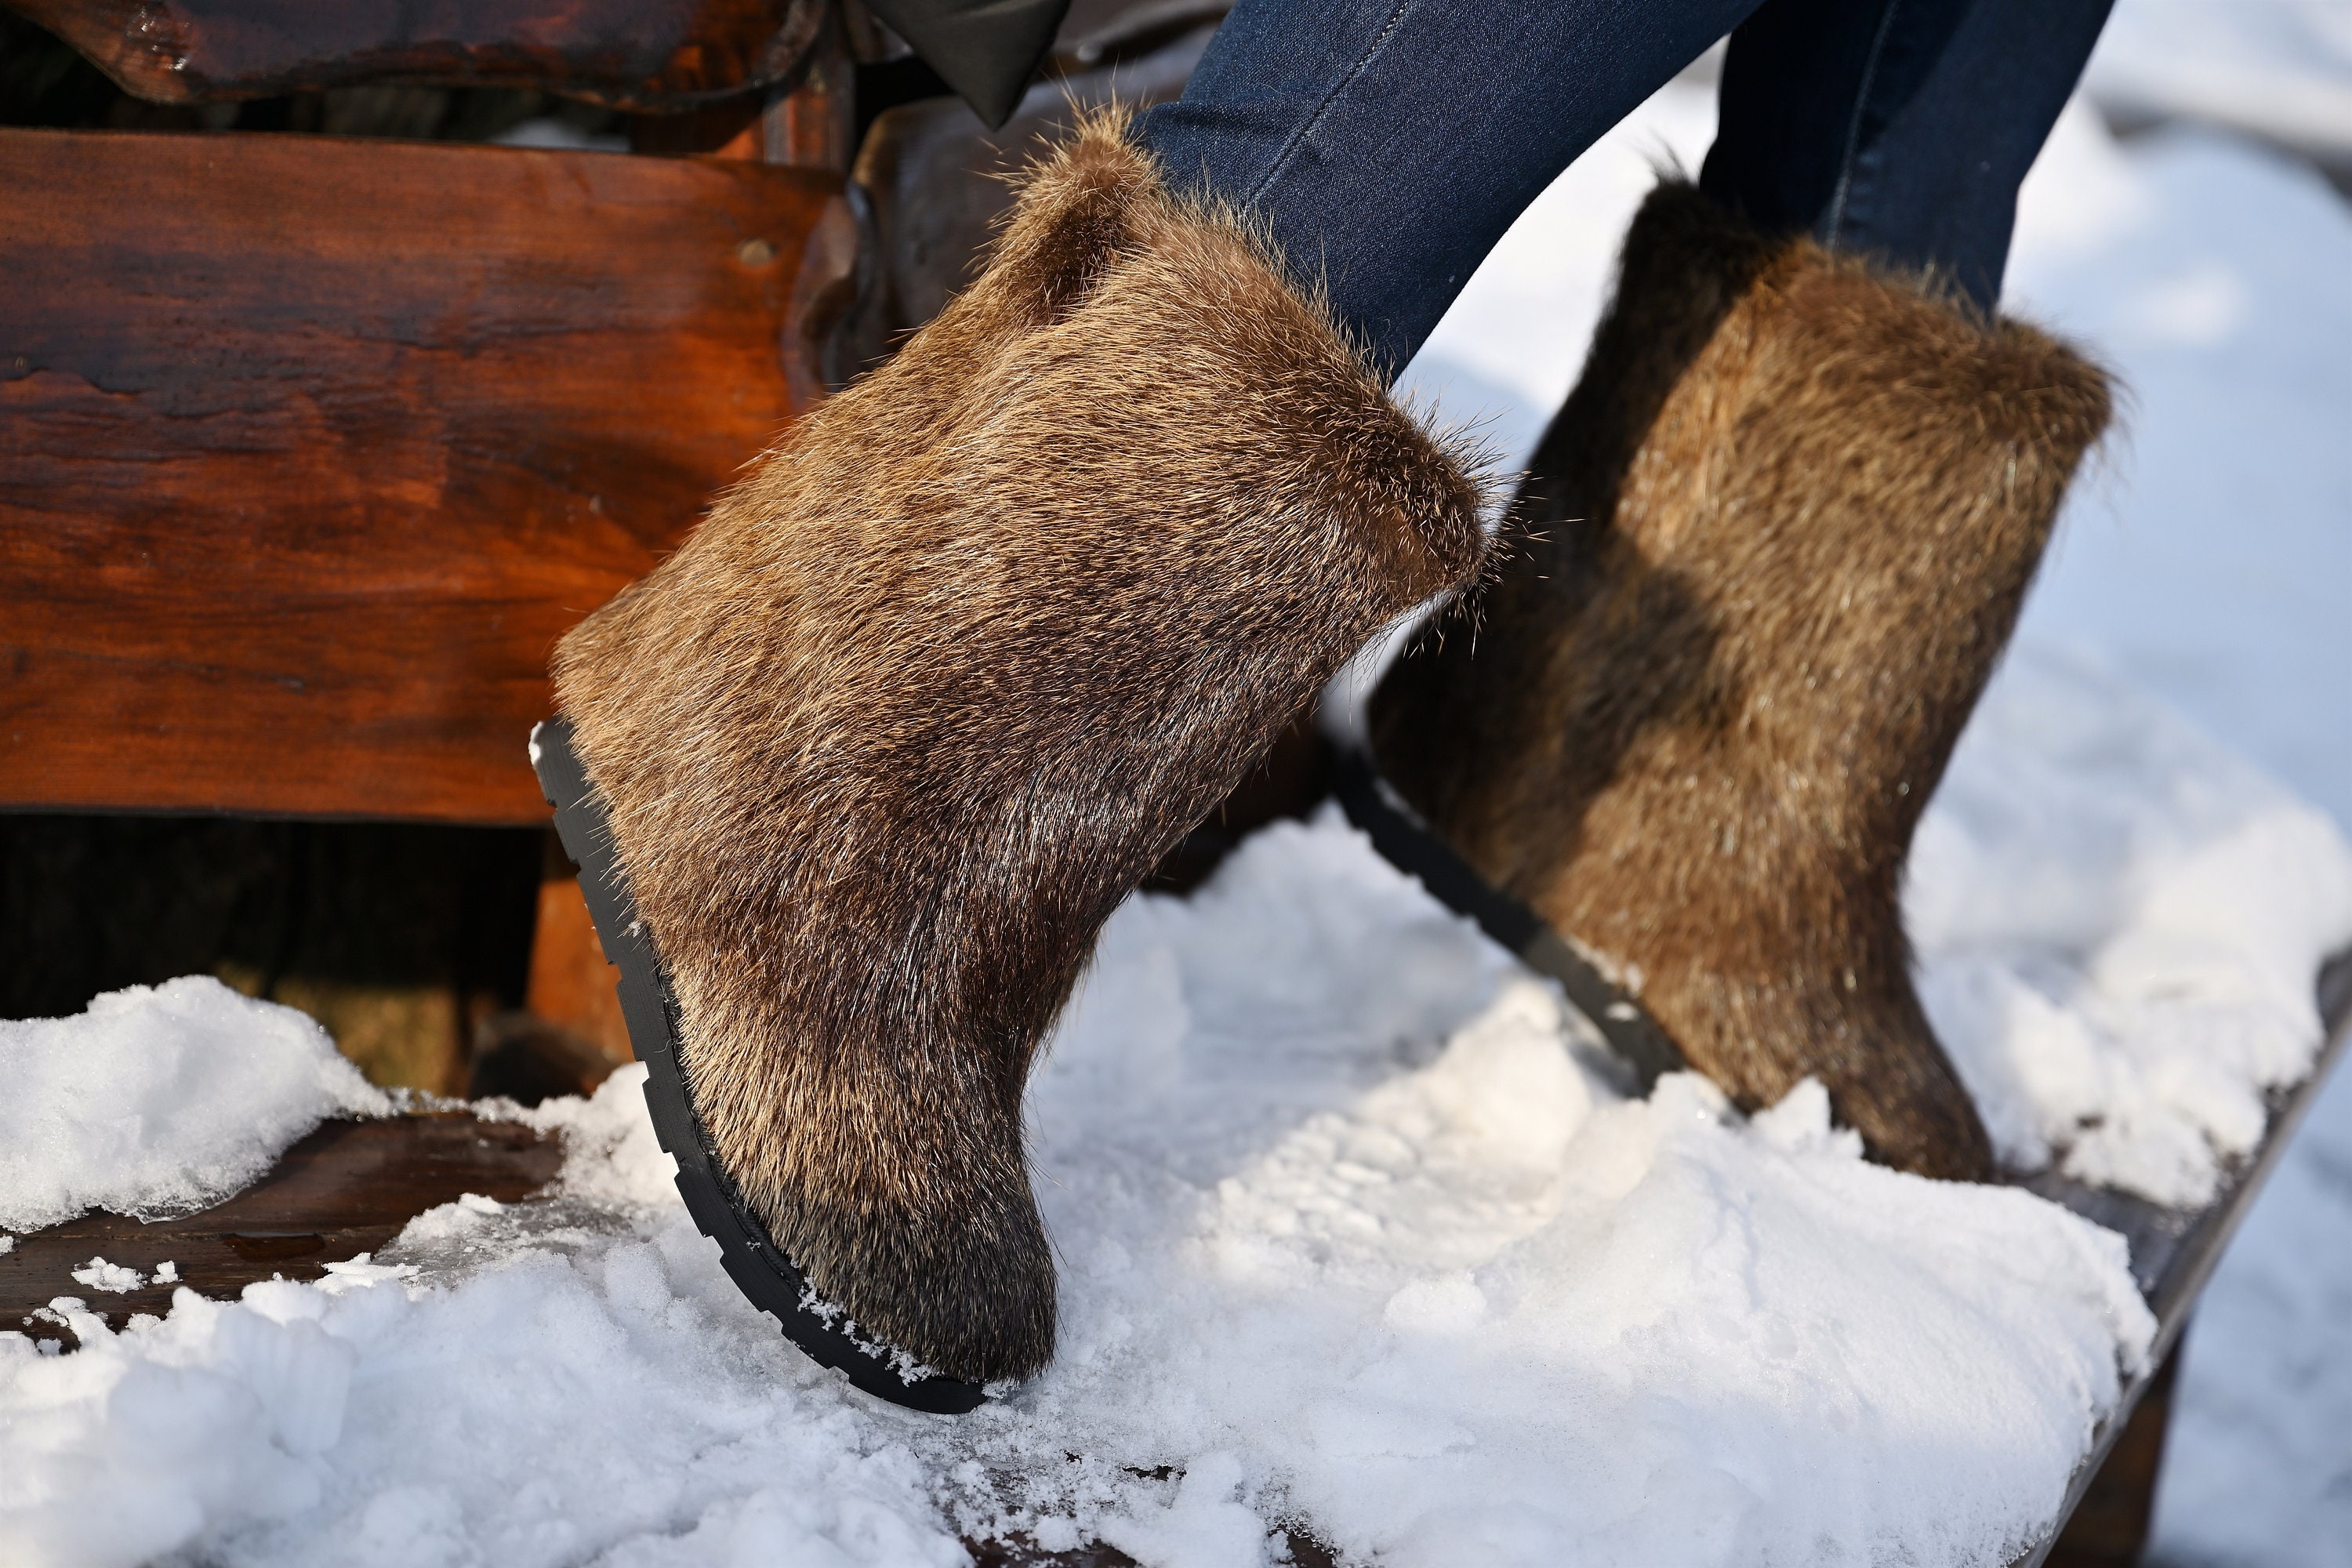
[
  {"left": 551, "top": 112, "right": 1486, "bottom": 1383},
  {"left": 1370, "top": 183, "right": 2111, "bottom": 1181}
]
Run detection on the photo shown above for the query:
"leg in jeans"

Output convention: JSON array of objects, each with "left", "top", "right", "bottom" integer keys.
[
  {"left": 1704, "top": 0, "right": 2118, "bottom": 310},
  {"left": 1137, "top": 0, "right": 2114, "bottom": 370},
  {"left": 1135, "top": 0, "right": 1759, "bottom": 379}
]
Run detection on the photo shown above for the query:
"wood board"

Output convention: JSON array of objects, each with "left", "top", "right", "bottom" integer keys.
[
  {"left": 0, "top": 128, "right": 855, "bottom": 822},
  {"left": 1, "top": 1113, "right": 562, "bottom": 1344},
  {"left": 6, "top": 0, "right": 825, "bottom": 111}
]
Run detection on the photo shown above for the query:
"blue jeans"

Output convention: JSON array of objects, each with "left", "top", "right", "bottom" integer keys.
[{"left": 1136, "top": 0, "right": 2115, "bottom": 379}]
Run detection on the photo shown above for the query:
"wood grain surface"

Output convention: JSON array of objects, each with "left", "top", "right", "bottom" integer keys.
[
  {"left": 8, "top": 0, "right": 826, "bottom": 111},
  {"left": 0, "top": 128, "right": 854, "bottom": 822}
]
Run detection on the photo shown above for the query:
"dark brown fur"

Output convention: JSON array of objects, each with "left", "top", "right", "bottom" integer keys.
[
  {"left": 553, "top": 111, "right": 1487, "bottom": 1382},
  {"left": 1372, "top": 183, "right": 2111, "bottom": 1181}
]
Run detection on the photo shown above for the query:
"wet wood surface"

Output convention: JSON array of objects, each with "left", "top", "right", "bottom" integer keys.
[
  {"left": 0, "top": 127, "right": 854, "bottom": 823},
  {"left": 8, "top": 0, "right": 826, "bottom": 111},
  {"left": 2, "top": 1113, "right": 561, "bottom": 1344}
]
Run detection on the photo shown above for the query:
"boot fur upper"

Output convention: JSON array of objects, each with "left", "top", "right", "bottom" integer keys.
[
  {"left": 1373, "top": 183, "right": 2112, "bottom": 1181},
  {"left": 553, "top": 112, "right": 1488, "bottom": 1382}
]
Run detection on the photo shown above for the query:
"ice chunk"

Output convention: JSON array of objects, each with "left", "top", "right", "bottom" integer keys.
[{"left": 69, "top": 1258, "right": 144, "bottom": 1294}]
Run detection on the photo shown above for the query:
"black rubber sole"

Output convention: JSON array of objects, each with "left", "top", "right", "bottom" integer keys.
[
  {"left": 531, "top": 717, "right": 987, "bottom": 1415},
  {"left": 1331, "top": 748, "right": 1686, "bottom": 1092}
]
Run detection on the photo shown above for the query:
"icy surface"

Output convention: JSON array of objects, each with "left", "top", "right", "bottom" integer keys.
[{"left": 0, "top": 977, "right": 390, "bottom": 1232}]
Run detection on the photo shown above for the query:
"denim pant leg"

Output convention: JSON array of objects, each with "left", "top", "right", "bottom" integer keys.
[
  {"left": 1134, "top": 0, "right": 2113, "bottom": 376},
  {"left": 1702, "top": 0, "right": 2117, "bottom": 309},
  {"left": 1134, "top": 0, "right": 1757, "bottom": 379}
]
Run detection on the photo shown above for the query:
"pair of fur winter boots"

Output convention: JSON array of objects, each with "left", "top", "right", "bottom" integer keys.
[{"left": 546, "top": 114, "right": 2109, "bottom": 1395}]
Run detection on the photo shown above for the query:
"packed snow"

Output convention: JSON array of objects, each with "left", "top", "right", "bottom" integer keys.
[
  {"left": 1915, "top": 645, "right": 2352, "bottom": 1206},
  {"left": 0, "top": 977, "right": 390, "bottom": 1234},
  {"left": 4, "top": 636, "right": 2344, "bottom": 1566},
  {"left": 6, "top": 11, "right": 2351, "bottom": 1565}
]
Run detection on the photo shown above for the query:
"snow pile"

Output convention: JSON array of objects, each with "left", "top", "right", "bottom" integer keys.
[
  {"left": 1000, "top": 922, "right": 2157, "bottom": 1565},
  {"left": 0, "top": 1069, "right": 968, "bottom": 1568},
  {"left": 1914, "top": 644, "right": 2352, "bottom": 1203},
  {"left": 18, "top": 624, "right": 2341, "bottom": 1565},
  {"left": 0, "top": 977, "right": 390, "bottom": 1233}
]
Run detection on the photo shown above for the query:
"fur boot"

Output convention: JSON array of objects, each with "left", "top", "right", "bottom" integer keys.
[
  {"left": 1370, "top": 183, "right": 2111, "bottom": 1181},
  {"left": 551, "top": 113, "right": 1487, "bottom": 1383}
]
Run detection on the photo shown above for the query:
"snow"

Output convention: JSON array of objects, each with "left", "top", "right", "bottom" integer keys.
[
  {"left": 67, "top": 1261, "right": 145, "bottom": 1296},
  {"left": 1915, "top": 645, "right": 2352, "bottom": 1205},
  {"left": 6, "top": 11, "right": 2351, "bottom": 1563},
  {"left": 2083, "top": 0, "right": 2352, "bottom": 170},
  {"left": 0, "top": 977, "right": 390, "bottom": 1234},
  {"left": 491, "top": 118, "right": 631, "bottom": 154},
  {"left": 5, "top": 650, "right": 2341, "bottom": 1566},
  {"left": 2009, "top": 102, "right": 2352, "bottom": 836},
  {"left": 2147, "top": 1051, "right": 2352, "bottom": 1567}
]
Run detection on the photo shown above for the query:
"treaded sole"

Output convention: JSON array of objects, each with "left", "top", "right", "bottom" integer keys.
[
  {"left": 1332, "top": 747, "right": 1686, "bottom": 1092},
  {"left": 531, "top": 717, "right": 987, "bottom": 1415}
]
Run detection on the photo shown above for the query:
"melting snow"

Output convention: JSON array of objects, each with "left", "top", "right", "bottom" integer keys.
[
  {"left": 0, "top": 977, "right": 390, "bottom": 1234},
  {"left": 66, "top": 1260, "right": 145, "bottom": 1296}
]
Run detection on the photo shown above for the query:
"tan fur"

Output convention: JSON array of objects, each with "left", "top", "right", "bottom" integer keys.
[
  {"left": 1372, "top": 183, "right": 2111, "bottom": 1180},
  {"left": 553, "top": 111, "right": 1488, "bottom": 1382}
]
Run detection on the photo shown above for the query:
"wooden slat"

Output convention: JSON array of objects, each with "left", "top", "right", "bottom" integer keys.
[
  {"left": 0, "top": 128, "right": 856, "bottom": 822},
  {"left": 1, "top": 1112, "right": 562, "bottom": 1344},
  {"left": 8, "top": 0, "right": 826, "bottom": 111}
]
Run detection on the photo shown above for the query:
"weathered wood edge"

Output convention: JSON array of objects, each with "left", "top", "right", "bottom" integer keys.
[
  {"left": 2011, "top": 945, "right": 2352, "bottom": 1568},
  {"left": 7, "top": 0, "right": 829, "bottom": 113}
]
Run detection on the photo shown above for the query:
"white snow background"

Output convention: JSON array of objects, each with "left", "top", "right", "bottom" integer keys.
[{"left": 5, "top": 2, "right": 2350, "bottom": 1563}]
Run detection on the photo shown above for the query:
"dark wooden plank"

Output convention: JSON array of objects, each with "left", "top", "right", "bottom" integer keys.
[
  {"left": 2, "top": 1112, "right": 562, "bottom": 1343},
  {"left": 2045, "top": 1336, "right": 2180, "bottom": 1566},
  {"left": 7, "top": 0, "right": 825, "bottom": 111},
  {"left": 2014, "top": 946, "right": 2352, "bottom": 1566},
  {"left": 0, "top": 128, "right": 856, "bottom": 822}
]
